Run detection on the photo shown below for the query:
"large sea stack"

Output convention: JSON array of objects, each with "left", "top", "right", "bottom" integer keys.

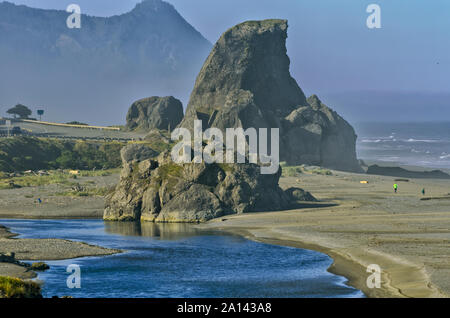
[{"left": 179, "top": 19, "right": 361, "bottom": 172}]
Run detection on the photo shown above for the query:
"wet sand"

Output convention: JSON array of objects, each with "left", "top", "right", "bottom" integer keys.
[{"left": 201, "top": 170, "right": 450, "bottom": 298}]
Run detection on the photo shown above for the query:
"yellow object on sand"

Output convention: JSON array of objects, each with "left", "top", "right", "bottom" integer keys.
[
  {"left": 69, "top": 170, "right": 80, "bottom": 175},
  {"left": 360, "top": 181, "right": 369, "bottom": 184}
]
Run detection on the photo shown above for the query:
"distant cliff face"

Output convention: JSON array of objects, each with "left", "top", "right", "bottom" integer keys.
[
  {"left": 0, "top": 0, "right": 211, "bottom": 124},
  {"left": 180, "top": 19, "right": 361, "bottom": 172}
]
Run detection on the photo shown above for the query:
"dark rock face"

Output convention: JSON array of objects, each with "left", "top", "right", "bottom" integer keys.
[
  {"left": 144, "top": 129, "right": 172, "bottom": 144},
  {"left": 285, "top": 187, "right": 317, "bottom": 202},
  {"left": 367, "top": 165, "right": 450, "bottom": 179},
  {"left": 120, "top": 144, "right": 159, "bottom": 164},
  {"left": 179, "top": 19, "right": 361, "bottom": 172},
  {"left": 283, "top": 95, "right": 361, "bottom": 171},
  {"left": 104, "top": 147, "right": 296, "bottom": 223},
  {"left": 126, "top": 96, "right": 184, "bottom": 131}
]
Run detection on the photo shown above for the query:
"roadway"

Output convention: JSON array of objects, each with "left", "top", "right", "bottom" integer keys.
[{"left": 0, "top": 119, "right": 146, "bottom": 141}]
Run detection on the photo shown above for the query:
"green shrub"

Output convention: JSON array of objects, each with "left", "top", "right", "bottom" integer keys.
[
  {"left": 30, "top": 262, "right": 50, "bottom": 271},
  {"left": 0, "top": 137, "right": 125, "bottom": 172},
  {"left": 0, "top": 276, "right": 42, "bottom": 298},
  {"left": 282, "top": 166, "right": 304, "bottom": 177},
  {"left": 0, "top": 169, "right": 120, "bottom": 189}
]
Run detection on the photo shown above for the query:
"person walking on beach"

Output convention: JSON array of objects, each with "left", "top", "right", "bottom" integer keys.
[
  {"left": 393, "top": 183, "right": 398, "bottom": 193},
  {"left": 422, "top": 188, "right": 425, "bottom": 196}
]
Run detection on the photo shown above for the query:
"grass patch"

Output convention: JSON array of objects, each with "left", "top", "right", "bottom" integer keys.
[
  {"left": 30, "top": 262, "right": 50, "bottom": 271},
  {"left": 282, "top": 166, "right": 303, "bottom": 177},
  {"left": 79, "top": 168, "right": 121, "bottom": 177},
  {"left": 159, "top": 165, "right": 183, "bottom": 192},
  {"left": 281, "top": 165, "right": 333, "bottom": 177},
  {"left": 155, "top": 163, "right": 185, "bottom": 193},
  {"left": 0, "top": 168, "right": 120, "bottom": 189},
  {"left": 128, "top": 140, "right": 172, "bottom": 154},
  {"left": 158, "top": 163, "right": 184, "bottom": 179},
  {"left": 0, "top": 276, "right": 42, "bottom": 298},
  {"left": 0, "top": 173, "right": 75, "bottom": 189}
]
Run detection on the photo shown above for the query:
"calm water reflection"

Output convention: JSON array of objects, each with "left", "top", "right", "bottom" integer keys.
[
  {"left": 104, "top": 221, "right": 205, "bottom": 239},
  {"left": 0, "top": 219, "right": 364, "bottom": 298}
]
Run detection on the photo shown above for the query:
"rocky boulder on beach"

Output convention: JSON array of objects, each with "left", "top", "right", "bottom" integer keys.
[{"left": 104, "top": 144, "right": 316, "bottom": 223}]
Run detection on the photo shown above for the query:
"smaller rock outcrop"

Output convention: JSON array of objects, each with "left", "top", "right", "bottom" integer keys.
[
  {"left": 285, "top": 187, "right": 317, "bottom": 202},
  {"left": 126, "top": 96, "right": 184, "bottom": 131},
  {"left": 367, "top": 165, "right": 450, "bottom": 179},
  {"left": 282, "top": 95, "right": 361, "bottom": 171},
  {"left": 104, "top": 145, "right": 312, "bottom": 223},
  {"left": 0, "top": 252, "right": 17, "bottom": 263},
  {"left": 120, "top": 144, "right": 159, "bottom": 163}
]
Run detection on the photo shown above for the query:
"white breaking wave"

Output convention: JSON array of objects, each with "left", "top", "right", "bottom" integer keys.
[{"left": 405, "top": 138, "right": 440, "bottom": 143}]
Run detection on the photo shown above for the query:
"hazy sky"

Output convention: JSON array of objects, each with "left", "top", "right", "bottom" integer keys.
[
  {"left": 8, "top": 0, "right": 449, "bottom": 98},
  {"left": 5, "top": 0, "right": 450, "bottom": 124}
]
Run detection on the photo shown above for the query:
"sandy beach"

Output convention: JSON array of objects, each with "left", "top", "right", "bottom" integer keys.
[
  {"left": 0, "top": 173, "right": 119, "bottom": 219},
  {"left": 200, "top": 170, "right": 450, "bottom": 298}
]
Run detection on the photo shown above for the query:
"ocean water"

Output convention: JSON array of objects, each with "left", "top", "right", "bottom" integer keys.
[
  {"left": 0, "top": 219, "right": 363, "bottom": 298},
  {"left": 355, "top": 122, "right": 450, "bottom": 170}
]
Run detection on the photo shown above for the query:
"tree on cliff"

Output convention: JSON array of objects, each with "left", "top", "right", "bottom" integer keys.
[{"left": 7, "top": 104, "right": 32, "bottom": 119}]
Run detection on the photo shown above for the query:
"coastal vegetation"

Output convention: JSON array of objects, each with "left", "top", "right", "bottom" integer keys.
[
  {"left": 0, "top": 137, "right": 124, "bottom": 172},
  {"left": 0, "top": 136, "right": 173, "bottom": 174},
  {"left": 6, "top": 104, "right": 32, "bottom": 119},
  {"left": 66, "top": 121, "right": 88, "bottom": 126},
  {"left": 30, "top": 262, "right": 50, "bottom": 271},
  {"left": 281, "top": 165, "right": 303, "bottom": 177},
  {"left": 281, "top": 164, "right": 332, "bottom": 177},
  {"left": 0, "top": 168, "right": 120, "bottom": 190},
  {"left": 0, "top": 276, "right": 42, "bottom": 298}
]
